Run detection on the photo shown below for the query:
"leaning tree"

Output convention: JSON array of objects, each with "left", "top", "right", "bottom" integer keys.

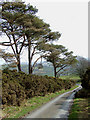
[{"left": 42, "top": 44, "right": 77, "bottom": 77}]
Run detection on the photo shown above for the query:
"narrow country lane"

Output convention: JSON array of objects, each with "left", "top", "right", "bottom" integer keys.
[{"left": 25, "top": 86, "right": 82, "bottom": 119}]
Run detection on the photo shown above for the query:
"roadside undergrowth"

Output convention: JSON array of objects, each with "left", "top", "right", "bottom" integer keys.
[
  {"left": 2, "top": 85, "right": 78, "bottom": 119},
  {"left": 68, "top": 97, "right": 90, "bottom": 119}
]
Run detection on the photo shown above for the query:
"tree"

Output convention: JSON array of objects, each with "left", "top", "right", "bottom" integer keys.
[
  {"left": 81, "top": 67, "right": 90, "bottom": 90},
  {"left": 16, "top": 6, "right": 61, "bottom": 74},
  {"left": 43, "top": 44, "right": 77, "bottom": 77},
  {"left": 0, "top": 48, "right": 17, "bottom": 69},
  {"left": 73, "top": 56, "right": 88, "bottom": 78},
  {"left": 25, "top": 30, "right": 61, "bottom": 74},
  {"left": 0, "top": 2, "right": 61, "bottom": 74},
  {"left": 0, "top": 2, "right": 38, "bottom": 71},
  {"left": 22, "top": 16, "right": 51, "bottom": 74}
]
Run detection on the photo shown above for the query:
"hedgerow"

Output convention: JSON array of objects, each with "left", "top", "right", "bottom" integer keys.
[
  {"left": 75, "top": 67, "right": 90, "bottom": 98},
  {"left": 2, "top": 70, "right": 76, "bottom": 106}
]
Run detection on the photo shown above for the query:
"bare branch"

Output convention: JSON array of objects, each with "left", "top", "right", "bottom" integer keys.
[
  {"left": 30, "top": 46, "right": 37, "bottom": 61},
  {"left": 32, "top": 56, "right": 43, "bottom": 71},
  {"left": 5, "top": 31, "right": 16, "bottom": 57},
  {"left": 56, "top": 64, "right": 67, "bottom": 74},
  {"left": 0, "top": 34, "right": 24, "bottom": 46},
  {"left": 0, "top": 42, "right": 15, "bottom": 46},
  {"left": 19, "top": 35, "right": 26, "bottom": 54}
]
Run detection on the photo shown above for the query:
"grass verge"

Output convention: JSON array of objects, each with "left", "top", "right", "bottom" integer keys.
[
  {"left": 2, "top": 85, "right": 78, "bottom": 119},
  {"left": 68, "top": 97, "right": 90, "bottom": 119},
  {"left": 60, "top": 76, "right": 80, "bottom": 80}
]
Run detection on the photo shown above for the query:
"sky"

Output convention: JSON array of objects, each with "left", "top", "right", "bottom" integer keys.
[{"left": 0, "top": 0, "right": 88, "bottom": 64}]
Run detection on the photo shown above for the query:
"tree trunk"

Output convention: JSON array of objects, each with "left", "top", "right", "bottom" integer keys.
[
  {"left": 17, "top": 55, "right": 21, "bottom": 71},
  {"left": 12, "top": 32, "right": 21, "bottom": 72},
  {"left": 28, "top": 39, "right": 32, "bottom": 74},
  {"left": 54, "top": 66, "right": 57, "bottom": 78}
]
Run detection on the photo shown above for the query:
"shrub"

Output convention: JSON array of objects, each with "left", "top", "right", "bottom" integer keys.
[
  {"left": 81, "top": 67, "right": 90, "bottom": 90},
  {"left": 2, "top": 70, "right": 76, "bottom": 106},
  {"left": 2, "top": 71, "right": 26, "bottom": 106},
  {"left": 75, "top": 88, "right": 90, "bottom": 98},
  {"left": 75, "top": 67, "right": 90, "bottom": 98}
]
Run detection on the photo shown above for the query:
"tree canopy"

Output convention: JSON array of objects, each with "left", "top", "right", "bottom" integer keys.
[
  {"left": 0, "top": 2, "right": 37, "bottom": 71},
  {"left": 42, "top": 44, "right": 77, "bottom": 77},
  {"left": 0, "top": 1, "right": 61, "bottom": 74},
  {"left": 0, "top": 1, "right": 77, "bottom": 77},
  {"left": 72, "top": 56, "right": 89, "bottom": 78}
]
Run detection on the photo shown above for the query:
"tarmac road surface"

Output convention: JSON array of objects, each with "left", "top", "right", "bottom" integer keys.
[{"left": 25, "top": 86, "right": 82, "bottom": 119}]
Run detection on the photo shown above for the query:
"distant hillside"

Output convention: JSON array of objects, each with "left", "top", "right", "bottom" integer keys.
[
  {"left": 0, "top": 63, "right": 74, "bottom": 77},
  {"left": 21, "top": 64, "right": 54, "bottom": 76},
  {"left": 21, "top": 63, "right": 73, "bottom": 77},
  {"left": 33, "top": 66, "right": 54, "bottom": 76}
]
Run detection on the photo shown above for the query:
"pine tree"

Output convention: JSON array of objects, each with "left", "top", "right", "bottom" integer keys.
[
  {"left": 0, "top": 2, "right": 38, "bottom": 71},
  {"left": 43, "top": 44, "right": 77, "bottom": 77},
  {"left": 0, "top": 2, "right": 61, "bottom": 74}
]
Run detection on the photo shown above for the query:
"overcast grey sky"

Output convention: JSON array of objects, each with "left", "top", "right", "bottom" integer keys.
[
  {"left": 25, "top": 0, "right": 88, "bottom": 57},
  {"left": 0, "top": 0, "right": 88, "bottom": 64}
]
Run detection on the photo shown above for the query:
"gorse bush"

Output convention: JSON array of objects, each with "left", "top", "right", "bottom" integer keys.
[
  {"left": 2, "top": 71, "right": 26, "bottom": 106},
  {"left": 2, "top": 70, "right": 76, "bottom": 106}
]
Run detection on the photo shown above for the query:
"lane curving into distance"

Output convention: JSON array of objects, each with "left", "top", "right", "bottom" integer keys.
[{"left": 25, "top": 85, "right": 82, "bottom": 119}]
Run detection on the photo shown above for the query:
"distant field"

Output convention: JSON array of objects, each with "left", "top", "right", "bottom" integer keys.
[
  {"left": 21, "top": 64, "right": 79, "bottom": 78},
  {"left": 60, "top": 76, "right": 81, "bottom": 80},
  {"left": 33, "top": 66, "right": 54, "bottom": 76},
  {"left": 21, "top": 64, "right": 54, "bottom": 76}
]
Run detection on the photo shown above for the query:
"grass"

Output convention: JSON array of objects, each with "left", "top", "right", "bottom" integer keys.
[
  {"left": 60, "top": 75, "right": 80, "bottom": 80},
  {"left": 68, "top": 98, "right": 90, "bottom": 119},
  {"left": 2, "top": 85, "right": 78, "bottom": 119}
]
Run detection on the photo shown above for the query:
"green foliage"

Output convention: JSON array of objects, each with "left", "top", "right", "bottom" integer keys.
[
  {"left": 1, "top": 2, "right": 39, "bottom": 72},
  {"left": 81, "top": 67, "right": 90, "bottom": 90},
  {"left": 69, "top": 67, "right": 90, "bottom": 119},
  {"left": 75, "top": 68, "right": 90, "bottom": 99},
  {"left": 68, "top": 98, "right": 89, "bottom": 119},
  {"left": 2, "top": 72, "right": 26, "bottom": 106},
  {"left": 0, "top": 49, "right": 17, "bottom": 69},
  {"left": 2, "top": 70, "right": 76, "bottom": 106},
  {"left": 43, "top": 44, "right": 77, "bottom": 77},
  {"left": 3, "top": 86, "right": 78, "bottom": 118},
  {"left": 75, "top": 88, "right": 90, "bottom": 98},
  {"left": 73, "top": 56, "right": 89, "bottom": 78}
]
